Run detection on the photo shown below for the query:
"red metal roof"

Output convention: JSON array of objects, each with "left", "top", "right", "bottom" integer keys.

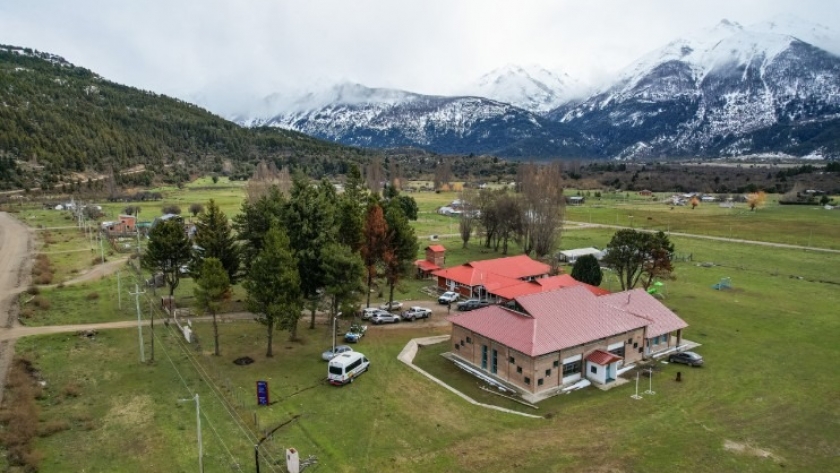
[
  {"left": 468, "top": 255, "right": 550, "bottom": 280},
  {"left": 426, "top": 244, "right": 446, "bottom": 252},
  {"left": 493, "top": 275, "right": 611, "bottom": 300},
  {"left": 431, "top": 265, "right": 522, "bottom": 290},
  {"left": 599, "top": 289, "right": 688, "bottom": 338},
  {"left": 586, "top": 350, "right": 623, "bottom": 365},
  {"left": 449, "top": 286, "right": 649, "bottom": 357},
  {"left": 415, "top": 259, "right": 440, "bottom": 272}
]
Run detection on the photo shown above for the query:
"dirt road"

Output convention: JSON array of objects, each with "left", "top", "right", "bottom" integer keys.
[{"left": 0, "top": 212, "right": 34, "bottom": 404}]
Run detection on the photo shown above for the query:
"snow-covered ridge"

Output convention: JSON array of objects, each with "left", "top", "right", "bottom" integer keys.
[{"left": 458, "top": 64, "right": 580, "bottom": 113}]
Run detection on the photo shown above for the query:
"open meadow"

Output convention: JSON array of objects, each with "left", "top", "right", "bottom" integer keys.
[{"left": 2, "top": 180, "right": 839, "bottom": 472}]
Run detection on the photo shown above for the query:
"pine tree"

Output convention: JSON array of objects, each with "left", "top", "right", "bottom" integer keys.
[
  {"left": 194, "top": 258, "right": 230, "bottom": 356},
  {"left": 192, "top": 199, "right": 240, "bottom": 283},
  {"left": 244, "top": 227, "right": 303, "bottom": 355},
  {"left": 142, "top": 219, "right": 191, "bottom": 298}
]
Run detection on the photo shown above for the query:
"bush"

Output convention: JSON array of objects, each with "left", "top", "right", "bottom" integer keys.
[
  {"left": 31, "top": 296, "right": 50, "bottom": 310},
  {"left": 86, "top": 292, "right": 100, "bottom": 301},
  {"left": 61, "top": 383, "right": 82, "bottom": 398},
  {"left": 37, "top": 419, "right": 70, "bottom": 437},
  {"left": 25, "top": 286, "right": 40, "bottom": 295},
  {"left": 19, "top": 308, "right": 34, "bottom": 319}
]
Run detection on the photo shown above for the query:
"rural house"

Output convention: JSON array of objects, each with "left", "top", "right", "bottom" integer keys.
[
  {"left": 447, "top": 286, "right": 688, "bottom": 395},
  {"left": 431, "top": 255, "right": 551, "bottom": 300}
]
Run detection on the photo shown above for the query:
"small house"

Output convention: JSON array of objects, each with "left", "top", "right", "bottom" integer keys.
[{"left": 415, "top": 245, "right": 446, "bottom": 278}]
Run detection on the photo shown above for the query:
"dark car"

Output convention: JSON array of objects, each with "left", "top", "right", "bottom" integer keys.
[
  {"left": 456, "top": 299, "right": 491, "bottom": 312},
  {"left": 668, "top": 351, "right": 704, "bottom": 367}
]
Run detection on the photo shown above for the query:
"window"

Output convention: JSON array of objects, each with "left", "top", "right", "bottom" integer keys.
[
  {"left": 508, "top": 356, "right": 515, "bottom": 364},
  {"left": 481, "top": 345, "right": 488, "bottom": 370},
  {"left": 563, "top": 361, "right": 582, "bottom": 376},
  {"left": 516, "top": 366, "right": 522, "bottom": 374},
  {"left": 545, "top": 369, "right": 551, "bottom": 377},
  {"left": 609, "top": 346, "right": 625, "bottom": 358},
  {"left": 627, "top": 338, "right": 632, "bottom": 344},
  {"left": 538, "top": 378, "right": 544, "bottom": 386},
  {"left": 553, "top": 360, "right": 559, "bottom": 368},
  {"left": 455, "top": 344, "right": 460, "bottom": 350},
  {"left": 633, "top": 342, "right": 638, "bottom": 349},
  {"left": 466, "top": 336, "right": 472, "bottom": 344},
  {"left": 491, "top": 349, "right": 498, "bottom": 374},
  {"left": 590, "top": 365, "right": 597, "bottom": 374},
  {"left": 638, "top": 347, "right": 643, "bottom": 354},
  {"left": 524, "top": 377, "right": 531, "bottom": 385}
]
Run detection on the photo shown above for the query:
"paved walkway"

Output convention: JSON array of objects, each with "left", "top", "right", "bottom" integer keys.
[{"left": 397, "top": 335, "right": 543, "bottom": 419}]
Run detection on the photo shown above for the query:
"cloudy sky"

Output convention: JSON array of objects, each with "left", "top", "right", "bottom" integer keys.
[{"left": 2, "top": 0, "right": 838, "bottom": 115}]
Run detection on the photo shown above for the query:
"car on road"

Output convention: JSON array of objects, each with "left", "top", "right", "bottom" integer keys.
[
  {"left": 457, "top": 299, "right": 491, "bottom": 311},
  {"left": 370, "top": 312, "right": 401, "bottom": 324},
  {"left": 361, "top": 308, "right": 388, "bottom": 320},
  {"left": 668, "top": 351, "right": 704, "bottom": 367},
  {"left": 379, "top": 300, "right": 404, "bottom": 311},
  {"left": 321, "top": 345, "right": 354, "bottom": 361},
  {"left": 401, "top": 306, "right": 432, "bottom": 321},
  {"left": 438, "top": 291, "right": 460, "bottom": 304},
  {"left": 343, "top": 324, "right": 368, "bottom": 343}
]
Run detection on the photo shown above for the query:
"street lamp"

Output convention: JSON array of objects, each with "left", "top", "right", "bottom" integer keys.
[{"left": 178, "top": 394, "right": 202, "bottom": 473}]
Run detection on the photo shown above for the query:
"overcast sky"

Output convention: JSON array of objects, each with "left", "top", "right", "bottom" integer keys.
[{"left": 2, "top": 0, "right": 838, "bottom": 115}]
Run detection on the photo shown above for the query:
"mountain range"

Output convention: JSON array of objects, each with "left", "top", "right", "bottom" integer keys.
[{"left": 232, "top": 16, "right": 840, "bottom": 160}]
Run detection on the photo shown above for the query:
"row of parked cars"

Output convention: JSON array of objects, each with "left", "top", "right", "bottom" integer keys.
[{"left": 360, "top": 305, "right": 433, "bottom": 324}]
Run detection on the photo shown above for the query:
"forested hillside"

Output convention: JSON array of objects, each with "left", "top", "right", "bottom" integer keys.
[{"left": 0, "top": 45, "right": 371, "bottom": 191}]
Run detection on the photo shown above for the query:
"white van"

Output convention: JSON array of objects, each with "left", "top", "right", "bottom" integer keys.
[{"left": 328, "top": 352, "right": 370, "bottom": 386}]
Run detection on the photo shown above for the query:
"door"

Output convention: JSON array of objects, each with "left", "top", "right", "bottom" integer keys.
[
  {"left": 481, "top": 345, "right": 488, "bottom": 370},
  {"left": 491, "top": 349, "right": 498, "bottom": 374}
]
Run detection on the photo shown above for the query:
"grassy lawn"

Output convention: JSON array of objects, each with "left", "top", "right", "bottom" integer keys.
[{"left": 4, "top": 178, "right": 840, "bottom": 471}]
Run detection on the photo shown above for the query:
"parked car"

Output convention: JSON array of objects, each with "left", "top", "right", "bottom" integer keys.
[
  {"left": 438, "top": 291, "right": 460, "bottom": 304},
  {"left": 401, "top": 306, "right": 432, "bottom": 321},
  {"left": 321, "top": 345, "right": 354, "bottom": 361},
  {"left": 379, "top": 300, "right": 404, "bottom": 311},
  {"left": 668, "top": 351, "right": 704, "bottom": 367},
  {"left": 370, "top": 312, "right": 401, "bottom": 324},
  {"left": 457, "top": 299, "right": 491, "bottom": 311},
  {"left": 361, "top": 308, "right": 387, "bottom": 320},
  {"left": 344, "top": 324, "right": 368, "bottom": 343}
]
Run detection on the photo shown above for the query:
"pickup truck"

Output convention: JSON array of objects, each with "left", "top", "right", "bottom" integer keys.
[
  {"left": 401, "top": 306, "right": 432, "bottom": 321},
  {"left": 344, "top": 323, "right": 368, "bottom": 343}
]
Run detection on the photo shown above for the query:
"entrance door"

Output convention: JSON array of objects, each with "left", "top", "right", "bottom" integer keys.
[
  {"left": 481, "top": 345, "right": 488, "bottom": 370},
  {"left": 606, "top": 363, "right": 615, "bottom": 382},
  {"left": 491, "top": 349, "right": 498, "bottom": 374}
]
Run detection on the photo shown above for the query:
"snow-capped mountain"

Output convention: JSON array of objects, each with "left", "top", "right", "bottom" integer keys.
[
  {"left": 233, "top": 15, "right": 840, "bottom": 159},
  {"left": 552, "top": 17, "right": 840, "bottom": 158},
  {"left": 458, "top": 64, "right": 579, "bottom": 114},
  {"left": 239, "top": 82, "right": 590, "bottom": 157}
]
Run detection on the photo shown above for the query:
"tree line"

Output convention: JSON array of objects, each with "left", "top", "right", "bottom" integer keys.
[{"left": 141, "top": 164, "right": 418, "bottom": 357}]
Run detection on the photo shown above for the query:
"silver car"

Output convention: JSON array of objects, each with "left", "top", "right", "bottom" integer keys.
[
  {"left": 321, "top": 345, "right": 354, "bottom": 361},
  {"left": 370, "top": 312, "right": 401, "bottom": 324}
]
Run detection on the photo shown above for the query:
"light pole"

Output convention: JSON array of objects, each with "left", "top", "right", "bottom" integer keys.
[{"left": 178, "top": 394, "right": 203, "bottom": 473}]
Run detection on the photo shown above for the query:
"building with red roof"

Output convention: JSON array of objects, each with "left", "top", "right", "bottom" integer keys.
[
  {"left": 414, "top": 244, "right": 447, "bottom": 278},
  {"left": 431, "top": 254, "right": 551, "bottom": 300},
  {"left": 447, "top": 286, "right": 688, "bottom": 395}
]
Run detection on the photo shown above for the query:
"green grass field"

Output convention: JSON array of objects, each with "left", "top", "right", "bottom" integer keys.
[{"left": 3, "top": 179, "right": 840, "bottom": 472}]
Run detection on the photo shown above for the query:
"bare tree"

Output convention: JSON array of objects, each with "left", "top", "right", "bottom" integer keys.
[
  {"left": 433, "top": 159, "right": 453, "bottom": 191},
  {"left": 365, "top": 156, "right": 385, "bottom": 195},
  {"left": 246, "top": 161, "right": 292, "bottom": 202},
  {"left": 458, "top": 188, "right": 478, "bottom": 248},
  {"left": 518, "top": 162, "right": 566, "bottom": 258}
]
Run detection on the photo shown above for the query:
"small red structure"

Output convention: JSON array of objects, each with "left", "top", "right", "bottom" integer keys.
[{"left": 415, "top": 244, "right": 446, "bottom": 278}]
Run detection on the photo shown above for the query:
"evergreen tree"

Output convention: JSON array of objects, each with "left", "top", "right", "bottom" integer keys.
[
  {"left": 284, "top": 176, "right": 338, "bottom": 329},
  {"left": 233, "top": 186, "right": 285, "bottom": 271},
  {"left": 194, "top": 258, "right": 230, "bottom": 356},
  {"left": 383, "top": 200, "right": 419, "bottom": 306},
  {"left": 192, "top": 199, "right": 240, "bottom": 283},
  {"left": 142, "top": 219, "right": 191, "bottom": 298},
  {"left": 244, "top": 227, "right": 303, "bottom": 355},
  {"left": 570, "top": 254, "right": 603, "bottom": 286},
  {"left": 322, "top": 243, "right": 365, "bottom": 321}
]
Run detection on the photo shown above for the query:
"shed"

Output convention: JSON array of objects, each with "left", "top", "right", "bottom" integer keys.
[{"left": 557, "top": 247, "right": 604, "bottom": 264}]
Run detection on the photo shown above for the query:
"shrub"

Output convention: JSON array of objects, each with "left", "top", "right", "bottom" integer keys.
[
  {"left": 31, "top": 296, "right": 50, "bottom": 310},
  {"left": 86, "top": 292, "right": 100, "bottom": 301},
  {"left": 25, "top": 286, "right": 39, "bottom": 295},
  {"left": 61, "top": 382, "right": 82, "bottom": 398},
  {"left": 37, "top": 419, "right": 70, "bottom": 437},
  {"left": 19, "top": 308, "right": 34, "bottom": 319}
]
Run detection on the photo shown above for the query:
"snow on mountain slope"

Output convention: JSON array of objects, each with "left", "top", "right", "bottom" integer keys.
[
  {"left": 752, "top": 14, "right": 840, "bottom": 56},
  {"left": 459, "top": 64, "right": 579, "bottom": 113},
  {"left": 553, "top": 16, "right": 840, "bottom": 159}
]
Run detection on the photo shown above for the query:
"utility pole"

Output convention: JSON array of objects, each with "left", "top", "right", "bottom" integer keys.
[
  {"left": 98, "top": 231, "right": 105, "bottom": 263},
  {"left": 149, "top": 296, "right": 154, "bottom": 362},
  {"left": 179, "top": 394, "right": 203, "bottom": 473},
  {"left": 129, "top": 284, "right": 146, "bottom": 362}
]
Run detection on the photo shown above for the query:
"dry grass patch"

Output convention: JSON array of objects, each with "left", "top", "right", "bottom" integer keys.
[
  {"left": 102, "top": 394, "right": 153, "bottom": 428},
  {"left": 723, "top": 440, "right": 784, "bottom": 463},
  {"left": 31, "top": 254, "right": 54, "bottom": 285},
  {"left": 0, "top": 357, "right": 44, "bottom": 472}
]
